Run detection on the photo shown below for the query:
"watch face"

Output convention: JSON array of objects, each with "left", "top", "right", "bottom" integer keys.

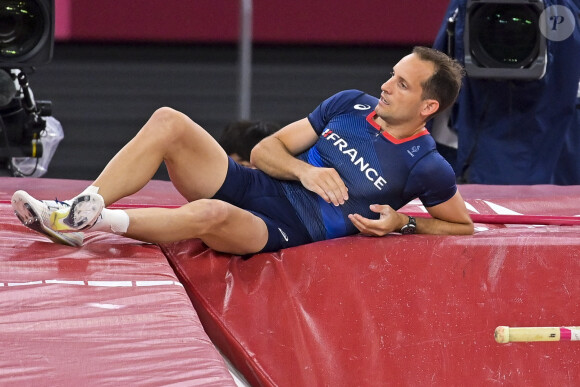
[{"left": 401, "top": 216, "right": 416, "bottom": 234}]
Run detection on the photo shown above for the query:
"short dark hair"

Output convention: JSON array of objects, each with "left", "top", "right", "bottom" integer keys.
[
  {"left": 412, "top": 46, "right": 465, "bottom": 118},
  {"left": 219, "top": 120, "right": 281, "bottom": 161}
]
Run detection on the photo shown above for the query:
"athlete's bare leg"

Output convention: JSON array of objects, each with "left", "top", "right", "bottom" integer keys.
[
  {"left": 92, "top": 107, "right": 229, "bottom": 205},
  {"left": 89, "top": 107, "right": 268, "bottom": 254},
  {"left": 124, "top": 200, "right": 268, "bottom": 254}
]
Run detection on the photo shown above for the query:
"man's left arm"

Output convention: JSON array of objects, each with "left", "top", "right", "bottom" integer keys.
[{"left": 348, "top": 191, "right": 474, "bottom": 236}]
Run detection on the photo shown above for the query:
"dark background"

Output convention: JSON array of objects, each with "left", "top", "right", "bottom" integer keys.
[
  {"left": 33, "top": 43, "right": 411, "bottom": 180},
  {"left": 24, "top": 0, "right": 450, "bottom": 181}
]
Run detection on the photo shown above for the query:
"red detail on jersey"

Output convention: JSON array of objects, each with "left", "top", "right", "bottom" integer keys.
[{"left": 366, "top": 112, "right": 429, "bottom": 144}]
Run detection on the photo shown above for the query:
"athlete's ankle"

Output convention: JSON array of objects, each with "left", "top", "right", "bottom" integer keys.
[{"left": 90, "top": 208, "right": 130, "bottom": 235}]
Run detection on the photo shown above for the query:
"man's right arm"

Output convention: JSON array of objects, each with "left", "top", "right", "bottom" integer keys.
[{"left": 250, "top": 118, "right": 349, "bottom": 206}]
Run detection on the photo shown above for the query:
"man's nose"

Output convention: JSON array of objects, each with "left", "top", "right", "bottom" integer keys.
[{"left": 381, "top": 79, "right": 393, "bottom": 94}]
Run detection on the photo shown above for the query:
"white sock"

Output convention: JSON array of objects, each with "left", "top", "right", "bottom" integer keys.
[
  {"left": 80, "top": 185, "right": 100, "bottom": 196},
  {"left": 90, "top": 208, "right": 130, "bottom": 234}
]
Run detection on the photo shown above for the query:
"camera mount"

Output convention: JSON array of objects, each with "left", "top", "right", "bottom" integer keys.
[{"left": 0, "top": 69, "right": 52, "bottom": 176}]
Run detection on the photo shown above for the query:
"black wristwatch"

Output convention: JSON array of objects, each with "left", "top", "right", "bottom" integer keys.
[{"left": 400, "top": 215, "right": 417, "bottom": 235}]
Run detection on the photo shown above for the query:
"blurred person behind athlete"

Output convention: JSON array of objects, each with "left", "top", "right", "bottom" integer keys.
[{"left": 218, "top": 120, "right": 281, "bottom": 167}]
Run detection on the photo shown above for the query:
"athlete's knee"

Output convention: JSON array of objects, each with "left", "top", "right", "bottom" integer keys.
[
  {"left": 144, "top": 107, "right": 202, "bottom": 144},
  {"left": 183, "top": 199, "right": 231, "bottom": 234},
  {"left": 150, "top": 107, "right": 182, "bottom": 124}
]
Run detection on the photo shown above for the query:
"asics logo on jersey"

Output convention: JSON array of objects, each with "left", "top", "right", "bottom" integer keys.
[
  {"left": 322, "top": 129, "right": 387, "bottom": 190},
  {"left": 354, "top": 104, "right": 372, "bottom": 110}
]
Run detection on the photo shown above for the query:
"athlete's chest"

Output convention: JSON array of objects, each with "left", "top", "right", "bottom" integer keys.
[{"left": 314, "top": 113, "right": 432, "bottom": 195}]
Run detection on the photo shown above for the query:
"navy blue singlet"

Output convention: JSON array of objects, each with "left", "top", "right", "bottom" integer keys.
[
  {"left": 280, "top": 89, "right": 457, "bottom": 241},
  {"left": 214, "top": 89, "right": 457, "bottom": 252}
]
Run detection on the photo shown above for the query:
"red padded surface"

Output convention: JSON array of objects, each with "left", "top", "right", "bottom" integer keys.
[
  {"left": 161, "top": 185, "right": 580, "bottom": 386},
  {"left": 0, "top": 178, "right": 233, "bottom": 386}
]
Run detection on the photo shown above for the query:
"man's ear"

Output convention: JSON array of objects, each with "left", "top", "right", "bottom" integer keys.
[{"left": 421, "top": 99, "right": 439, "bottom": 118}]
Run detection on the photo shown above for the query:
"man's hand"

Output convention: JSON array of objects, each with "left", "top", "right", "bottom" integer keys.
[
  {"left": 300, "top": 166, "right": 349, "bottom": 206},
  {"left": 348, "top": 204, "right": 405, "bottom": 236},
  {"left": 349, "top": 192, "right": 475, "bottom": 237},
  {"left": 250, "top": 118, "right": 350, "bottom": 207}
]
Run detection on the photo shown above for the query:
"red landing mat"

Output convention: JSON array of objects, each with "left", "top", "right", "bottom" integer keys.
[
  {"left": 0, "top": 178, "right": 234, "bottom": 386},
  {"left": 161, "top": 185, "right": 580, "bottom": 387}
]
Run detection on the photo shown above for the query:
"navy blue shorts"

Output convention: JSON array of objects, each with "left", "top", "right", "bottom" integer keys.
[{"left": 211, "top": 157, "right": 313, "bottom": 253}]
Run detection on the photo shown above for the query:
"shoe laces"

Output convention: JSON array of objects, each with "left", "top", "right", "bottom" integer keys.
[
  {"left": 43, "top": 197, "right": 71, "bottom": 211},
  {"left": 54, "top": 198, "right": 70, "bottom": 207}
]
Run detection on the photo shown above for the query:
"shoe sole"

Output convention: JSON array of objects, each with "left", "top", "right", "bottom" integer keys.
[
  {"left": 51, "top": 193, "right": 104, "bottom": 232},
  {"left": 12, "top": 191, "right": 83, "bottom": 247}
]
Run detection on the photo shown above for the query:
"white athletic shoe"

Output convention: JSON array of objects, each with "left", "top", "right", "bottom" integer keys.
[
  {"left": 11, "top": 190, "right": 85, "bottom": 247},
  {"left": 50, "top": 192, "right": 104, "bottom": 232}
]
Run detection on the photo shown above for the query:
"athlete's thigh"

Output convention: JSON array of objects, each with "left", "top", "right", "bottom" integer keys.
[
  {"left": 200, "top": 201, "right": 269, "bottom": 255},
  {"left": 125, "top": 199, "right": 268, "bottom": 255},
  {"left": 161, "top": 110, "right": 230, "bottom": 201},
  {"left": 212, "top": 159, "right": 313, "bottom": 252}
]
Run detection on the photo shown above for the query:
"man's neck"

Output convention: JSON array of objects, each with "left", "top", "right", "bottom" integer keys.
[{"left": 374, "top": 115, "right": 426, "bottom": 140}]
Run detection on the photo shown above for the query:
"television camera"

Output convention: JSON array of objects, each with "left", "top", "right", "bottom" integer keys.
[{"left": 0, "top": 0, "right": 56, "bottom": 176}]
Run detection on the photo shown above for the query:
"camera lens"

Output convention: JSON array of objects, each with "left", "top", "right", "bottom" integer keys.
[
  {"left": 469, "top": 4, "right": 541, "bottom": 69},
  {"left": 0, "top": 1, "right": 47, "bottom": 60}
]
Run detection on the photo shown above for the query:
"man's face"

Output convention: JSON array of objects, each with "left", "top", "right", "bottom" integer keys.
[{"left": 375, "top": 53, "right": 435, "bottom": 126}]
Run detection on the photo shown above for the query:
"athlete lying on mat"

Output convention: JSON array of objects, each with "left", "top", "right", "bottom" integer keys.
[{"left": 12, "top": 46, "right": 474, "bottom": 253}]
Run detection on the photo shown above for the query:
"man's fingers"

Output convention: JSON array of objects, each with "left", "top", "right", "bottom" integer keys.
[
  {"left": 326, "top": 183, "right": 347, "bottom": 206},
  {"left": 349, "top": 214, "right": 375, "bottom": 235},
  {"left": 318, "top": 188, "right": 335, "bottom": 205},
  {"left": 325, "top": 172, "right": 349, "bottom": 205},
  {"left": 313, "top": 186, "right": 342, "bottom": 206},
  {"left": 318, "top": 177, "right": 347, "bottom": 206},
  {"left": 348, "top": 214, "right": 365, "bottom": 232},
  {"left": 301, "top": 167, "right": 348, "bottom": 206},
  {"left": 349, "top": 213, "right": 387, "bottom": 236},
  {"left": 329, "top": 173, "right": 349, "bottom": 201},
  {"left": 325, "top": 189, "right": 342, "bottom": 206}
]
